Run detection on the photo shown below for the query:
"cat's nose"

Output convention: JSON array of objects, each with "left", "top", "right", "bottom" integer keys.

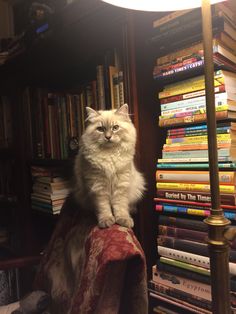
[{"left": 105, "top": 135, "right": 112, "bottom": 141}]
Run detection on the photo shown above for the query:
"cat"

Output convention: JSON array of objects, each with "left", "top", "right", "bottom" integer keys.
[{"left": 73, "top": 104, "right": 145, "bottom": 228}]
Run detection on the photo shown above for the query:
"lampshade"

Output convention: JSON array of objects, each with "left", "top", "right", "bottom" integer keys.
[{"left": 101, "top": 0, "right": 225, "bottom": 11}]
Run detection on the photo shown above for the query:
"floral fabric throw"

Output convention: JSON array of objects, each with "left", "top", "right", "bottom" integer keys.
[{"left": 34, "top": 196, "right": 148, "bottom": 314}]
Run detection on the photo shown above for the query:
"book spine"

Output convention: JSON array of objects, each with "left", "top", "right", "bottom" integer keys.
[
  {"left": 156, "top": 261, "right": 236, "bottom": 292},
  {"left": 153, "top": 9, "right": 194, "bottom": 28},
  {"left": 160, "top": 85, "right": 226, "bottom": 104},
  {"left": 162, "top": 147, "right": 230, "bottom": 158},
  {"left": 154, "top": 60, "right": 204, "bottom": 80},
  {"left": 160, "top": 92, "right": 227, "bottom": 112},
  {"left": 152, "top": 268, "right": 212, "bottom": 301},
  {"left": 118, "top": 70, "right": 125, "bottom": 106},
  {"left": 158, "top": 110, "right": 228, "bottom": 127},
  {"left": 96, "top": 65, "right": 106, "bottom": 109},
  {"left": 157, "top": 246, "right": 236, "bottom": 275},
  {"left": 156, "top": 204, "right": 210, "bottom": 217},
  {"left": 158, "top": 70, "right": 224, "bottom": 99},
  {"left": 156, "top": 170, "right": 235, "bottom": 184},
  {"left": 157, "top": 236, "right": 209, "bottom": 257},
  {"left": 158, "top": 225, "right": 207, "bottom": 243},
  {"left": 156, "top": 205, "right": 236, "bottom": 220},
  {"left": 112, "top": 72, "right": 120, "bottom": 109},
  {"left": 156, "top": 199, "right": 236, "bottom": 211},
  {"left": 149, "top": 281, "right": 212, "bottom": 312},
  {"left": 158, "top": 215, "right": 208, "bottom": 232},
  {"left": 160, "top": 256, "right": 210, "bottom": 276},
  {"left": 157, "top": 157, "right": 231, "bottom": 163},
  {"left": 156, "top": 162, "right": 236, "bottom": 170},
  {"left": 158, "top": 236, "right": 236, "bottom": 262},
  {"left": 166, "top": 133, "right": 230, "bottom": 144},
  {"left": 155, "top": 192, "right": 236, "bottom": 206}
]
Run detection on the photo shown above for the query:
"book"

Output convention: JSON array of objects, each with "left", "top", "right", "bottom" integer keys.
[
  {"left": 149, "top": 290, "right": 211, "bottom": 314},
  {"left": 33, "top": 179, "right": 69, "bottom": 190},
  {"left": 31, "top": 199, "right": 63, "bottom": 211},
  {"left": 160, "top": 92, "right": 234, "bottom": 113},
  {"left": 155, "top": 261, "right": 236, "bottom": 292},
  {"left": 156, "top": 170, "right": 236, "bottom": 185},
  {"left": 152, "top": 266, "right": 212, "bottom": 301},
  {"left": 157, "top": 246, "right": 236, "bottom": 275},
  {"left": 158, "top": 215, "right": 207, "bottom": 232},
  {"left": 155, "top": 190, "right": 236, "bottom": 205},
  {"left": 31, "top": 192, "right": 68, "bottom": 201},
  {"left": 32, "top": 186, "right": 69, "bottom": 196},
  {"left": 152, "top": 9, "right": 194, "bottom": 29},
  {"left": 158, "top": 70, "right": 236, "bottom": 99},
  {"left": 158, "top": 110, "right": 236, "bottom": 127},
  {"left": 156, "top": 204, "right": 236, "bottom": 220},
  {"left": 159, "top": 256, "right": 210, "bottom": 276},
  {"left": 161, "top": 147, "right": 236, "bottom": 160},
  {"left": 156, "top": 162, "right": 236, "bottom": 169},
  {"left": 157, "top": 236, "right": 236, "bottom": 262},
  {"left": 37, "top": 176, "right": 65, "bottom": 183},
  {"left": 155, "top": 32, "right": 236, "bottom": 68},
  {"left": 96, "top": 64, "right": 106, "bottom": 110},
  {"left": 156, "top": 182, "right": 235, "bottom": 194},
  {"left": 165, "top": 132, "right": 231, "bottom": 142},
  {"left": 153, "top": 3, "right": 236, "bottom": 31},
  {"left": 157, "top": 157, "right": 233, "bottom": 163},
  {"left": 158, "top": 224, "right": 207, "bottom": 243},
  {"left": 151, "top": 11, "right": 236, "bottom": 56},
  {"left": 149, "top": 281, "right": 212, "bottom": 312},
  {"left": 118, "top": 70, "right": 125, "bottom": 106}
]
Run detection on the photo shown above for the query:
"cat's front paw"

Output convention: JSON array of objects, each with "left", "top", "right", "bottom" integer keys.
[
  {"left": 115, "top": 216, "right": 134, "bottom": 229},
  {"left": 98, "top": 216, "right": 116, "bottom": 228}
]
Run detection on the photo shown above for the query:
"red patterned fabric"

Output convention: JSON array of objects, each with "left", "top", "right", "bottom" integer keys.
[{"left": 34, "top": 196, "right": 148, "bottom": 314}]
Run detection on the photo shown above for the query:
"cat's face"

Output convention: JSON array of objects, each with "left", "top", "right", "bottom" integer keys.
[{"left": 82, "top": 104, "right": 136, "bottom": 148}]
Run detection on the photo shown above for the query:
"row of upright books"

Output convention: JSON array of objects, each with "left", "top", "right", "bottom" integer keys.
[
  {"left": 0, "top": 96, "right": 13, "bottom": 149},
  {"left": 151, "top": 1, "right": 236, "bottom": 313},
  {"left": 24, "top": 49, "right": 125, "bottom": 160}
]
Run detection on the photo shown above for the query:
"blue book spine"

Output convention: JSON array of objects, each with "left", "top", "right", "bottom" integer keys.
[{"left": 156, "top": 163, "right": 236, "bottom": 169}]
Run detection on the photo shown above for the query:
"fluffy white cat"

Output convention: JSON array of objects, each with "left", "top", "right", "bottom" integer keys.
[{"left": 73, "top": 104, "right": 145, "bottom": 228}]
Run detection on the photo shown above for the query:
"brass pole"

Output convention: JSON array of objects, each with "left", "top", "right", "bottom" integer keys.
[{"left": 201, "top": 0, "right": 231, "bottom": 313}]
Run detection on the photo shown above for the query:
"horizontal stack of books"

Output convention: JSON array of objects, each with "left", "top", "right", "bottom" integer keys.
[
  {"left": 151, "top": 1, "right": 236, "bottom": 312},
  {"left": 157, "top": 70, "right": 236, "bottom": 128},
  {"left": 31, "top": 175, "right": 69, "bottom": 215},
  {"left": 149, "top": 215, "right": 236, "bottom": 313}
]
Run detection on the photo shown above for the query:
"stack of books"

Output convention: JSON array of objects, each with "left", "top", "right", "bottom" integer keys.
[
  {"left": 31, "top": 175, "right": 69, "bottom": 215},
  {"left": 157, "top": 70, "right": 236, "bottom": 128},
  {"left": 151, "top": 1, "right": 236, "bottom": 312},
  {"left": 151, "top": 2, "right": 236, "bottom": 82},
  {"left": 149, "top": 215, "right": 236, "bottom": 313}
]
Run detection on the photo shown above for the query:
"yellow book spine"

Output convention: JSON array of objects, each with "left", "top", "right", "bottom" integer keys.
[
  {"left": 156, "top": 182, "right": 235, "bottom": 194},
  {"left": 166, "top": 134, "right": 230, "bottom": 144},
  {"left": 158, "top": 72, "right": 225, "bottom": 99}
]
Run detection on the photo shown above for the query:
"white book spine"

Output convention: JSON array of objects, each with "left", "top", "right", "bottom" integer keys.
[{"left": 158, "top": 246, "right": 236, "bottom": 275}]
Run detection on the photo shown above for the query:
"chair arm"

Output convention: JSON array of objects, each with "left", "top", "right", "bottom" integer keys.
[{"left": 0, "top": 255, "right": 41, "bottom": 271}]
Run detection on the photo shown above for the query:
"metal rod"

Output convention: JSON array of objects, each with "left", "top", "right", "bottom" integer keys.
[{"left": 201, "top": 0, "right": 231, "bottom": 313}]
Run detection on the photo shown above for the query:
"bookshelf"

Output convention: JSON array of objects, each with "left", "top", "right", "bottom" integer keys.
[
  {"left": 4, "top": 1, "right": 236, "bottom": 312},
  {"left": 145, "top": 1, "right": 236, "bottom": 313},
  {"left": 0, "top": 0, "right": 152, "bottom": 257}
]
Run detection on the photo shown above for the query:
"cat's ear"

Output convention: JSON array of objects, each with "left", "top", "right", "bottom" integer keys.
[
  {"left": 116, "top": 104, "right": 129, "bottom": 119},
  {"left": 85, "top": 107, "right": 100, "bottom": 121}
]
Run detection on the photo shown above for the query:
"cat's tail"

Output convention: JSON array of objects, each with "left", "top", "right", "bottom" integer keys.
[{"left": 129, "top": 166, "right": 146, "bottom": 212}]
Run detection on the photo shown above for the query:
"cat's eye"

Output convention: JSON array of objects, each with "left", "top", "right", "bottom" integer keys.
[
  {"left": 97, "top": 126, "right": 105, "bottom": 132},
  {"left": 112, "top": 125, "right": 119, "bottom": 131}
]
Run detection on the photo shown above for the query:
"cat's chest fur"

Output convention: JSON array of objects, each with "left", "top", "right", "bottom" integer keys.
[{"left": 81, "top": 144, "right": 133, "bottom": 177}]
